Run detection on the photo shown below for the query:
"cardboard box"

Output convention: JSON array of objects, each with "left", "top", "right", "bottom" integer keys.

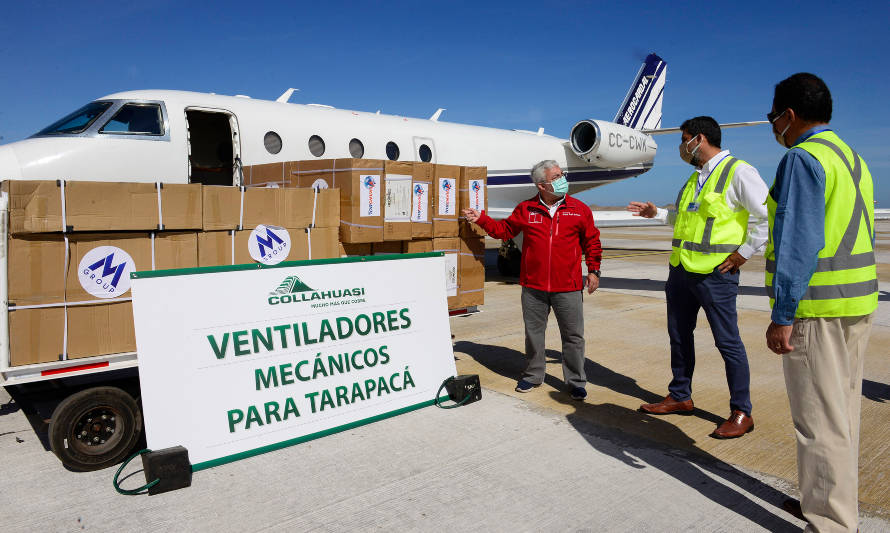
[
  {"left": 198, "top": 227, "right": 339, "bottom": 267},
  {"left": 8, "top": 235, "right": 66, "bottom": 306},
  {"left": 342, "top": 243, "right": 372, "bottom": 257},
  {"left": 4, "top": 180, "right": 201, "bottom": 234},
  {"left": 433, "top": 165, "right": 459, "bottom": 237},
  {"left": 67, "top": 301, "right": 136, "bottom": 359},
  {"left": 372, "top": 241, "right": 403, "bottom": 255},
  {"left": 65, "top": 233, "right": 153, "bottom": 303},
  {"left": 411, "top": 163, "right": 434, "bottom": 238},
  {"left": 243, "top": 162, "right": 291, "bottom": 187},
  {"left": 64, "top": 181, "right": 202, "bottom": 231},
  {"left": 458, "top": 236, "right": 486, "bottom": 307},
  {"left": 153, "top": 232, "right": 198, "bottom": 270},
  {"left": 295, "top": 159, "right": 385, "bottom": 243},
  {"left": 459, "top": 166, "right": 488, "bottom": 238},
  {"left": 8, "top": 307, "right": 65, "bottom": 366},
  {"left": 432, "top": 237, "right": 460, "bottom": 308},
  {"left": 202, "top": 186, "right": 339, "bottom": 230},
  {"left": 3, "top": 180, "right": 64, "bottom": 234},
  {"left": 383, "top": 161, "right": 413, "bottom": 241},
  {"left": 403, "top": 239, "right": 433, "bottom": 254}
]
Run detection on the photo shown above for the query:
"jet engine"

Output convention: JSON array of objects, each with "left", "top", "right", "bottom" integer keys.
[{"left": 569, "top": 119, "right": 657, "bottom": 168}]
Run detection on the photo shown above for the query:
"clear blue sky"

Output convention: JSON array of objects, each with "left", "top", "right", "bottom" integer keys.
[{"left": 1, "top": 0, "right": 887, "bottom": 206}]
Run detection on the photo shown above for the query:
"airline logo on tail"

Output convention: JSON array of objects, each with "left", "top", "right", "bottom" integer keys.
[{"left": 614, "top": 53, "right": 666, "bottom": 130}]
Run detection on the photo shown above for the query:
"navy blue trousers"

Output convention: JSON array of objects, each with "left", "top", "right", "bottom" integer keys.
[{"left": 665, "top": 264, "right": 752, "bottom": 415}]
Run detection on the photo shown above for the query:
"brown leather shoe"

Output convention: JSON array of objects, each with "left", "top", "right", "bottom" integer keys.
[
  {"left": 781, "top": 498, "right": 804, "bottom": 521},
  {"left": 639, "top": 394, "right": 694, "bottom": 415},
  {"left": 711, "top": 410, "right": 754, "bottom": 439}
]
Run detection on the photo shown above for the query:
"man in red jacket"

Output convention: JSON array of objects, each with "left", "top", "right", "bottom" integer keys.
[{"left": 463, "top": 160, "right": 602, "bottom": 400}]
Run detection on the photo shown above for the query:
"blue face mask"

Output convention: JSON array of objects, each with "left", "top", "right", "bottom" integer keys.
[{"left": 551, "top": 175, "right": 569, "bottom": 196}]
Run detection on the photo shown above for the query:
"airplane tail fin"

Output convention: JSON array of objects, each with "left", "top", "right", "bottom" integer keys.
[{"left": 613, "top": 53, "right": 666, "bottom": 130}]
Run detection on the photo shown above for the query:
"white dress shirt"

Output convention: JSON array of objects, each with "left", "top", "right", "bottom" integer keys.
[{"left": 657, "top": 150, "right": 769, "bottom": 259}]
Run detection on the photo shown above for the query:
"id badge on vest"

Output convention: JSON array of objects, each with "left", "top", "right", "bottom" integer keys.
[{"left": 686, "top": 202, "right": 700, "bottom": 212}]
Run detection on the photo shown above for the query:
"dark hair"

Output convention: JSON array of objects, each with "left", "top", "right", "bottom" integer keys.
[
  {"left": 773, "top": 73, "right": 832, "bottom": 123},
  {"left": 680, "top": 116, "right": 721, "bottom": 148}
]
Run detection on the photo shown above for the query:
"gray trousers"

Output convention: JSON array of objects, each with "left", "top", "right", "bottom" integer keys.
[{"left": 521, "top": 287, "right": 586, "bottom": 388}]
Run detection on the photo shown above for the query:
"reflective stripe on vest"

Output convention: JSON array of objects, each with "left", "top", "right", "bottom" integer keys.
[
  {"left": 669, "top": 157, "right": 748, "bottom": 272},
  {"left": 764, "top": 132, "right": 877, "bottom": 317}
]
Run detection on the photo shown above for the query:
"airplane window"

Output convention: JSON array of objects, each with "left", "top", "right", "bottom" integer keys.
[
  {"left": 386, "top": 141, "right": 400, "bottom": 161},
  {"left": 308, "top": 135, "right": 325, "bottom": 157},
  {"left": 36, "top": 101, "right": 113, "bottom": 135},
  {"left": 419, "top": 144, "right": 432, "bottom": 162},
  {"left": 349, "top": 138, "right": 364, "bottom": 158},
  {"left": 99, "top": 104, "right": 163, "bottom": 135},
  {"left": 264, "top": 131, "right": 282, "bottom": 154}
]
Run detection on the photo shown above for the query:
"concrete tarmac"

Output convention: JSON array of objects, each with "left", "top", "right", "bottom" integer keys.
[{"left": 0, "top": 222, "right": 888, "bottom": 532}]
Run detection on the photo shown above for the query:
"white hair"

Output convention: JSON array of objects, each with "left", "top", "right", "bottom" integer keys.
[{"left": 530, "top": 160, "right": 559, "bottom": 184}]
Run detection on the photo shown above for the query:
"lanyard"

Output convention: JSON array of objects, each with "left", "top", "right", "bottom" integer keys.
[
  {"left": 799, "top": 128, "right": 831, "bottom": 143},
  {"left": 695, "top": 154, "right": 730, "bottom": 197}
]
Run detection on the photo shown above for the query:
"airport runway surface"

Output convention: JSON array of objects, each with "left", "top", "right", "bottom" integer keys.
[{"left": 0, "top": 222, "right": 888, "bottom": 532}]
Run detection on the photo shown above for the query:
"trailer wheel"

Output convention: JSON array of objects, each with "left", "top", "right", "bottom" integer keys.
[{"left": 48, "top": 386, "right": 143, "bottom": 472}]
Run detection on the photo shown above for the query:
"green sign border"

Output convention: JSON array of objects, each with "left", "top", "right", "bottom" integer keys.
[
  {"left": 191, "top": 396, "right": 450, "bottom": 471},
  {"left": 131, "top": 252, "right": 445, "bottom": 279}
]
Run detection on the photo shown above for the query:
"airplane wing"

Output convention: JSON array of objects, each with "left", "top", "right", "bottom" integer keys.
[{"left": 642, "top": 120, "right": 768, "bottom": 135}]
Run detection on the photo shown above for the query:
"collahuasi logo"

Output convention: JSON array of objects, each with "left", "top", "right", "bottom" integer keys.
[
  {"left": 268, "top": 274, "right": 365, "bottom": 305},
  {"left": 78, "top": 246, "right": 136, "bottom": 298}
]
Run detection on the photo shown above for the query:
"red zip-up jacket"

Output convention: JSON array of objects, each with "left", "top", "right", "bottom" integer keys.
[{"left": 476, "top": 195, "right": 602, "bottom": 292}]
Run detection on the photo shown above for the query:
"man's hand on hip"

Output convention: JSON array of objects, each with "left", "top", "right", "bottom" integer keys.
[
  {"left": 766, "top": 321, "right": 794, "bottom": 354},
  {"left": 718, "top": 251, "right": 747, "bottom": 274},
  {"left": 585, "top": 273, "right": 599, "bottom": 294}
]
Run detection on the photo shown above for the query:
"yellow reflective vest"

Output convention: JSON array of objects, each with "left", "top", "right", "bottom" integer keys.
[
  {"left": 765, "top": 130, "right": 877, "bottom": 318},
  {"left": 669, "top": 156, "right": 749, "bottom": 274}
]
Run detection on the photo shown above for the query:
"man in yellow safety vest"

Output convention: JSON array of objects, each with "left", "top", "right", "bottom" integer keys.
[{"left": 765, "top": 73, "right": 877, "bottom": 532}]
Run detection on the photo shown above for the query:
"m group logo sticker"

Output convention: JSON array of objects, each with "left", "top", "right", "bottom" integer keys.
[
  {"left": 248, "top": 224, "right": 291, "bottom": 265},
  {"left": 78, "top": 246, "right": 136, "bottom": 298},
  {"left": 268, "top": 274, "right": 366, "bottom": 307}
]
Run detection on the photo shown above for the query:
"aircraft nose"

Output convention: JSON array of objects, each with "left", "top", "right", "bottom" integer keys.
[{"left": 0, "top": 144, "right": 23, "bottom": 180}]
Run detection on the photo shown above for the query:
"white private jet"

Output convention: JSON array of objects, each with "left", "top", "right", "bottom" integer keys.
[{"left": 0, "top": 54, "right": 674, "bottom": 221}]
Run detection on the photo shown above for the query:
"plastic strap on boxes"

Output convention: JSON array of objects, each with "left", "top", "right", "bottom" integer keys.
[
  {"left": 58, "top": 179, "right": 69, "bottom": 233},
  {"left": 229, "top": 230, "right": 235, "bottom": 265},
  {"left": 306, "top": 228, "right": 312, "bottom": 260},
  {"left": 238, "top": 186, "right": 246, "bottom": 231},
  {"left": 62, "top": 234, "right": 69, "bottom": 360},
  {"left": 311, "top": 187, "right": 318, "bottom": 229},
  {"left": 155, "top": 182, "right": 165, "bottom": 231}
]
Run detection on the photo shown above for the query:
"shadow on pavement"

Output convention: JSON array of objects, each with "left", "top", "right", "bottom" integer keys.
[
  {"left": 555, "top": 394, "right": 801, "bottom": 532},
  {"left": 453, "top": 340, "right": 800, "bottom": 530}
]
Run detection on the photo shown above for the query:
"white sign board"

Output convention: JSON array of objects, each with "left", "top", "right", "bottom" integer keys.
[{"left": 131, "top": 255, "right": 456, "bottom": 469}]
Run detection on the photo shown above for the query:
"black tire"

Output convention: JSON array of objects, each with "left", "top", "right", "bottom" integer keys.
[{"left": 48, "top": 386, "right": 143, "bottom": 472}]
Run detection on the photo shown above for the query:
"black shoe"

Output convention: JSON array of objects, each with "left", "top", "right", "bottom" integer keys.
[{"left": 570, "top": 386, "right": 587, "bottom": 401}]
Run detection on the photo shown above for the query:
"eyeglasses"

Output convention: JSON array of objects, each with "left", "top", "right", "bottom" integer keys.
[{"left": 767, "top": 109, "right": 787, "bottom": 123}]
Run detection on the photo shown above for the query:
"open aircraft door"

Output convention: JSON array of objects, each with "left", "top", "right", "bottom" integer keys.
[
  {"left": 412, "top": 136, "right": 437, "bottom": 164},
  {"left": 185, "top": 108, "right": 242, "bottom": 186}
]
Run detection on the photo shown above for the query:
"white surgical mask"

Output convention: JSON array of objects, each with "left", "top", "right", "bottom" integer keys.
[
  {"left": 771, "top": 109, "right": 791, "bottom": 148},
  {"left": 681, "top": 135, "right": 702, "bottom": 166}
]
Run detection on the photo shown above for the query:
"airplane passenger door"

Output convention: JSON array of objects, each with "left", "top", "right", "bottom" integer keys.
[
  {"left": 185, "top": 108, "right": 241, "bottom": 185},
  {"left": 412, "top": 137, "right": 437, "bottom": 164}
]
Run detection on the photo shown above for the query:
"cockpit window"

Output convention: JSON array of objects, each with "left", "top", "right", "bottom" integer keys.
[
  {"left": 36, "top": 101, "right": 113, "bottom": 135},
  {"left": 99, "top": 104, "right": 164, "bottom": 135}
]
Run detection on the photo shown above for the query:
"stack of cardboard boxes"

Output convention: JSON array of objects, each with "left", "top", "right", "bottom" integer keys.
[
  {"left": 3, "top": 179, "right": 340, "bottom": 367},
  {"left": 246, "top": 158, "right": 488, "bottom": 310}
]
